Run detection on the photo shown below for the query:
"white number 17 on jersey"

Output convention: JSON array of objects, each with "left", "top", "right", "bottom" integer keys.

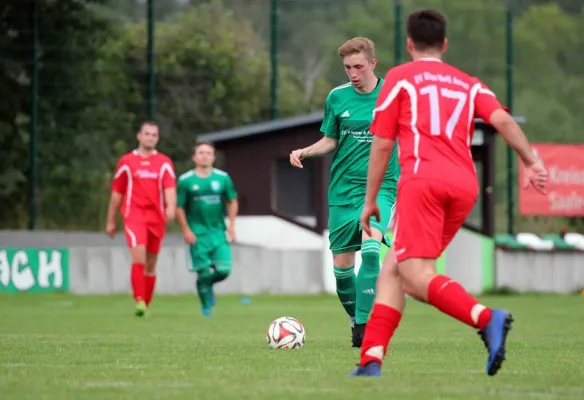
[{"left": 420, "top": 85, "right": 467, "bottom": 139}]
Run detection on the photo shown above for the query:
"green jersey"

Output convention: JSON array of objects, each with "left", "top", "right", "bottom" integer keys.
[
  {"left": 320, "top": 79, "right": 400, "bottom": 205},
  {"left": 177, "top": 168, "right": 238, "bottom": 235}
]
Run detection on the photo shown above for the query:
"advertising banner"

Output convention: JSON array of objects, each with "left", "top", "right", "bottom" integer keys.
[
  {"left": 519, "top": 143, "right": 584, "bottom": 216},
  {"left": 0, "top": 248, "right": 70, "bottom": 293}
]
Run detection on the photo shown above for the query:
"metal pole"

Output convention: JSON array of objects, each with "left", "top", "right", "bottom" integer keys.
[
  {"left": 505, "top": 9, "right": 514, "bottom": 235},
  {"left": 269, "top": 0, "right": 279, "bottom": 120},
  {"left": 394, "top": 0, "right": 404, "bottom": 66},
  {"left": 146, "top": 0, "right": 155, "bottom": 121},
  {"left": 28, "top": 0, "right": 39, "bottom": 230}
]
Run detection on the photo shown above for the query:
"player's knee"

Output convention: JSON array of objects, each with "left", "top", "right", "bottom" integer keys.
[
  {"left": 213, "top": 264, "right": 231, "bottom": 282},
  {"left": 198, "top": 267, "right": 214, "bottom": 281},
  {"left": 397, "top": 259, "right": 435, "bottom": 292},
  {"left": 362, "top": 227, "right": 384, "bottom": 242},
  {"left": 145, "top": 253, "right": 157, "bottom": 274},
  {"left": 130, "top": 246, "right": 147, "bottom": 264},
  {"left": 332, "top": 252, "right": 355, "bottom": 268}
]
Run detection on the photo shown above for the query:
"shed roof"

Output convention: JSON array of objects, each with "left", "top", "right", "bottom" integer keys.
[{"left": 198, "top": 111, "right": 525, "bottom": 143}]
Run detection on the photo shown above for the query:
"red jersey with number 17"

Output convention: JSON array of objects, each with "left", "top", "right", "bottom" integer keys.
[
  {"left": 371, "top": 59, "right": 504, "bottom": 191},
  {"left": 111, "top": 150, "right": 176, "bottom": 223}
]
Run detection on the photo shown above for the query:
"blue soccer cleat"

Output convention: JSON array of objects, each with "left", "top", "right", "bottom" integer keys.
[
  {"left": 202, "top": 308, "right": 212, "bottom": 317},
  {"left": 480, "top": 309, "right": 513, "bottom": 376},
  {"left": 349, "top": 362, "right": 381, "bottom": 377}
]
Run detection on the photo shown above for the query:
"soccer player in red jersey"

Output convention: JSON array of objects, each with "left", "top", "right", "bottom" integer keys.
[
  {"left": 106, "top": 121, "right": 177, "bottom": 317},
  {"left": 350, "top": 10, "right": 548, "bottom": 377}
]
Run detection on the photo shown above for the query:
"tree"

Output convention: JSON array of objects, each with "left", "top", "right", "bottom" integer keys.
[{"left": 118, "top": 0, "right": 328, "bottom": 173}]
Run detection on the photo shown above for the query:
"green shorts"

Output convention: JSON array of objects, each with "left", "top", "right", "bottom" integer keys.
[
  {"left": 187, "top": 231, "right": 232, "bottom": 272},
  {"left": 328, "top": 191, "right": 396, "bottom": 255}
]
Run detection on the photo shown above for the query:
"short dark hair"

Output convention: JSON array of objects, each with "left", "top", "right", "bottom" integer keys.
[
  {"left": 193, "top": 139, "right": 215, "bottom": 153},
  {"left": 140, "top": 120, "right": 158, "bottom": 130},
  {"left": 406, "top": 9, "right": 447, "bottom": 51}
]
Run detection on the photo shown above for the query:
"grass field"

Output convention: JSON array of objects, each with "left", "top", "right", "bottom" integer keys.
[{"left": 1, "top": 294, "right": 583, "bottom": 400}]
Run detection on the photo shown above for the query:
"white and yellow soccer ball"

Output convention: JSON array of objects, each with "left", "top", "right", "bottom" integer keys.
[{"left": 266, "top": 316, "right": 306, "bottom": 349}]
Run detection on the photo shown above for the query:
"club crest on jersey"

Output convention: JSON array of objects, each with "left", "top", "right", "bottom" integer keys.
[
  {"left": 192, "top": 184, "right": 199, "bottom": 191},
  {"left": 211, "top": 181, "right": 221, "bottom": 192}
]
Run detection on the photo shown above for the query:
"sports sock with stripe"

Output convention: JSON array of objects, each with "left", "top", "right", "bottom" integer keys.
[
  {"left": 355, "top": 239, "right": 381, "bottom": 324},
  {"left": 333, "top": 266, "right": 356, "bottom": 319}
]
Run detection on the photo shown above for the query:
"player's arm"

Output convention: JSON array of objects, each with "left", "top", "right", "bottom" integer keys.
[
  {"left": 176, "top": 177, "right": 196, "bottom": 244},
  {"left": 106, "top": 158, "right": 129, "bottom": 237},
  {"left": 162, "top": 160, "right": 177, "bottom": 221},
  {"left": 290, "top": 93, "right": 338, "bottom": 167},
  {"left": 224, "top": 176, "right": 239, "bottom": 242},
  {"left": 302, "top": 137, "right": 338, "bottom": 158},
  {"left": 474, "top": 84, "right": 537, "bottom": 167}
]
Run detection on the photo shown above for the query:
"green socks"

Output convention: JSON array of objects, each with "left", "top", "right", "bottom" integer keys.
[
  {"left": 333, "top": 266, "right": 356, "bottom": 321},
  {"left": 356, "top": 239, "right": 381, "bottom": 324},
  {"left": 196, "top": 269, "right": 214, "bottom": 311}
]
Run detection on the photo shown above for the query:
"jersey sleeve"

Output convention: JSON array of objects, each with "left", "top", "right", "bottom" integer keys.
[
  {"left": 161, "top": 158, "right": 176, "bottom": 189},
  {"left": 370, "top": 68, "right": 402, "bottom": 140},
  {"left": 474, "top": 81, "right": 504, "bottom": 122},
  {"left": 177, "top": 177, "right": 188, "bottom": 209},
  {"left": 320, "top": 92, "right": 339, "bottom": 139},
  {"left": 111, "top": 157, "right": 130, "bottom": 194},
  {"left": 224, "top": 175, "right": 238, "bottom": 201}
]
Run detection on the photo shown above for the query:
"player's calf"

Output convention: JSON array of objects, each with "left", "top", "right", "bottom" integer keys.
[
  {"left": 196, "top": 268, "right": 214, "bottom": 316},
  {"left": 354, "top": 237, "right": 382, "bottom": 347},
  {"left": 332, "top": 255, "right": 357, "bottom": 345},
  {"left": 357, "top": 250, "right": 405, "bottom": 370},
  {"left": 129, "top": 245, "right": 148, "bottom": 315}
]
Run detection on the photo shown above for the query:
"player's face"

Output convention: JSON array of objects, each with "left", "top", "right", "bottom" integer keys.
[
  {"left": 137, "top": 125, "right": 159, "bottom": 150},
  {"left": 343, "top": 53, "right": 377, "bottom": 90},
  {"left": 193, "top": 144, "right": 215, "bottom": 168}
]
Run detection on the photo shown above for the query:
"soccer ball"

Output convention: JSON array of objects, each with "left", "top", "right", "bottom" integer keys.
[{"left": 266, "top": 316, "right": 306, "bottom": 349}]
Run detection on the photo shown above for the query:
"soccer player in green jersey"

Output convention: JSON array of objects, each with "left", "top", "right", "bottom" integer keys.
[
  {"left": 290, "top": 37, "right": 400, "bottom": 347},
  {"left": 176, "top": 140, "right": 239, "bottom": 317}
]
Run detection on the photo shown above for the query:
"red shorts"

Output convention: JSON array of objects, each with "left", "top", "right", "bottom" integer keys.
[
  {"left": 392, "top": 179, "right": 477, "bottom": 262},
  {"left": 123, "top": 220, "right": 166, "bottom": 254}
]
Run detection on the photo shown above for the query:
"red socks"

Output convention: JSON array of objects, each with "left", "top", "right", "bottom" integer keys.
[
  {"left": 131, "top": 263, "right": 156, "bottom": 306},
  {"left": 131, "top": 263, "right": 146, "bottom": 302},
  {"left": 360, "top": 304, "right": 402, "bottom": 367},
  {"left": 144, "top": 275, "right": 157, "bottom": 306},
  {"left": 427, "top": 275, "right": 492, "bottom": 330}
]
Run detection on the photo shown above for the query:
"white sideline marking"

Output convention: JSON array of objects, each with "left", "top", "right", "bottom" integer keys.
[{"left": 84, "top": 381, "right": 133, "bottom": 388}]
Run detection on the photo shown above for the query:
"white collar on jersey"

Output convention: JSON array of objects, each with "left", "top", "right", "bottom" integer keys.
[
  {"left": 416, "top": 57, "right": 443, "bottom": 62},
  {"left": 133, "top": 149, "right": 158, "bottom": 155}
]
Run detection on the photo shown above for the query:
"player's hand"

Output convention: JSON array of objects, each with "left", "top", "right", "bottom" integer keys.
[
  {"left": 289, "top": 149, "right": 306, "bottom": 168},
  {"left": 524, "top": 163, "right": 548, "bottom": 194},
  {"left": 166, "top": 207, "right": 176, "bottom": 221},
  {"left": 360, "top": 202, "right": 380, "bottom": 237},
  {"left": 106, "top": 221, "right": 116, "bottom": 239},
  {"left": 183, "top": 230, "right": 196, "bottom": 245},
  {"left": 226, "top": 225, "right": 236, "bottom": 243}
]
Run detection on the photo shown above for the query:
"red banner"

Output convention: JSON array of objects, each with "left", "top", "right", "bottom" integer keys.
[{"left": 519, "top": 143, "right": 584, "bottom": 216}]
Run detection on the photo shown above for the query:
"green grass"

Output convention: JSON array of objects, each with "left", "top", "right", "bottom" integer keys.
[{"left": 1, "top": 294, "right": 583, "bottom": 399}]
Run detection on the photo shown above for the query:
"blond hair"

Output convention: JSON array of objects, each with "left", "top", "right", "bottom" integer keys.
[{"left": 337, "top": 37, "right": 376, "bottom": 60}]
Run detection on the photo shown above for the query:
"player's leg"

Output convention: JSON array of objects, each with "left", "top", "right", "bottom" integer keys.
[
  {"left": 350, "top": 246, "right": 405, "bottom": 376},
  {"left": 353, "top": 193, "right": 396, "bottom": 345},
  {"left": 187, "top": 239, "right": 214, "bottom": 316},
  {"left": 144, "top": 223, "right": 166, "bottom": 308},
  {"left": 329, "top": 206, "right": 361, "bottom": 343},
  {"left": 209, "top": 237, "right": 233, "bottom": 307},
  {"left": 396, "top": 182, "right": 509, "bottom": 375},
  {"left": 124, "top": 222, "right": 148, "bottom": 316},
  {"left": 441, "top": 186, "right": 513, "bottom": 376}
]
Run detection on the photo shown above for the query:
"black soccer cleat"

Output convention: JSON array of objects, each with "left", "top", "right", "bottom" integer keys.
[{"left": 352, "top": 323, "right": 366, "bottom": 348}]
